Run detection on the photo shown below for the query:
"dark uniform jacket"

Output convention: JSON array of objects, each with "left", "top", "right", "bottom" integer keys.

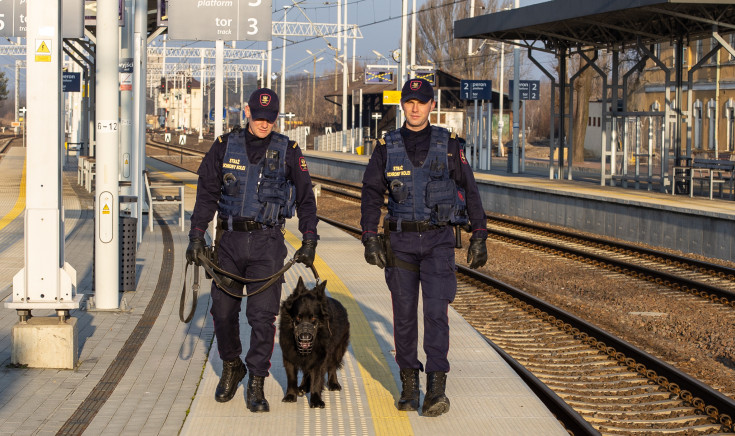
[
  {"left": 190, "top": 126, "right": 319, "bottom": 240},
  {"left": 361, "top": 123, "right": 487, "bottom": 241}
]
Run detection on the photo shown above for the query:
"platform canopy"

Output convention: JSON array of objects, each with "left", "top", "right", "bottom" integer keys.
[{"left": 454, "top": 0, "right": 735, "bottom": 52}]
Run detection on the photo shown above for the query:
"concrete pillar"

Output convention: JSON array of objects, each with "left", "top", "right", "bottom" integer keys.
[{"left": 94, "top": 0, "right": 121, "bottom": 309}]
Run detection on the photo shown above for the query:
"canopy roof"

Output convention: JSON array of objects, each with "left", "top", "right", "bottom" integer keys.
[{"left": 454, "top": 0, "right": 735, "bottom": 52}]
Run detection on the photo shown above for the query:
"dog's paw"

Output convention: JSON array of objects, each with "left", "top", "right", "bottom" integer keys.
[
  {"left": 327, "top": 381, "right": 342, "bottom": 391},
  {"left": 282, "top": 393, "right": 298, "bottom": 403},
  {"left": 309, "top": 394, "right": 325, "bottom": 408}
]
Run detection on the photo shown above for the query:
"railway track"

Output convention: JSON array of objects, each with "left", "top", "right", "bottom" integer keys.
[
  {"left": 318, "top": 216, "right": 735, "bottom": 435},
  {"left": 310, "top": 175, "right": 735, "bottom": 311}
]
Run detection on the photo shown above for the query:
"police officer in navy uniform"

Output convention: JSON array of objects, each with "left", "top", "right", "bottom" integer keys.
[
  {"left": 186, "top": 88, "right": 319, "bottom": 412},
  {"left": 360, "top": 78, "right": 488, "bottom": 417}
]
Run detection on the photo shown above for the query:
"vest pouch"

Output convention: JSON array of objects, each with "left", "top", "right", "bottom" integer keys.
[
  {"left": 223, "top": 173, "right": 239, "bottom": 196},
  {"left": 425, "top": 179, "right": 457, "bottom": 225},
  {"left": 258, "top": 177, "right": 289, "bottom": 226},
  {"left": 389, "top": 179, "right": 409, "bottom": 204},
  {"left": 282, "top": 182, "right": 296, "bottom": 219}
]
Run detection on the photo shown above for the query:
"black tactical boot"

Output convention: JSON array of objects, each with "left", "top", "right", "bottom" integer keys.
[
  {"left": 246, "top": 375, "right": 270, "bottom": 412},
  {"left": 397, "top": 368, "right": 420, "bottom": 411},
  {"left": 215, "top": 359, "right": 246, "bottom": 403},
  {"left": 421, "top": 372, "right": 450, "bottom": 417}
]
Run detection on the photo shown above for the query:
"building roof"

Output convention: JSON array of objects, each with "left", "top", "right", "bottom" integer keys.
[{"left": 454, "top": 0, "right": 735, "bottom": 52}]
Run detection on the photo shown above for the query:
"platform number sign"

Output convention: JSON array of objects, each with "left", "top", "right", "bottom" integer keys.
[
  {"left": 460, "top": 80, "right": 492, "bottom": 100},
  {"left": 168, "top": 0, "right": 272, "bottom": 41},
  {"left": 509, "top": 80, "right": 540, "bottom": 101}
]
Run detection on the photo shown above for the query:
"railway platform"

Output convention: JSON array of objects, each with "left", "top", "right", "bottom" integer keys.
[
  {"left": 0, "top": 149, "right": 567, "bottom": 435},
  {"left": 304, "top": 149, "right": 735, "bottom": 262}
]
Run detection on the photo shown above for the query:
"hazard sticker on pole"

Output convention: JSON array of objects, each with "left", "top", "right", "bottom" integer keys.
[
  {"left": 99, "top": 191, "right": 114, "bottom": 243},
  {"left": 35, "top": 39, "right": 52, "bottom": 62}
]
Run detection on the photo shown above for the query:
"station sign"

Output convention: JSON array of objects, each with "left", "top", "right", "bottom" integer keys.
[
  {"left": 168, "top": 0, "right": 272, "bottom": 42},
  {"left": 509, "top": 80, "right": 540, "bottom": 101},
  {"left": 365, "top": 69, "right": 394, "bottom": 84},
  {"left": 382, "top": 90, "right": 402, "bottom": 105},
  {"left": 414, "top": 70, "right": 436, "bottom": 86},
  {"left": 63, "top": 72, "right": 82, "bottom": 92},
  {"left": 460, "top": 79, "right": 492, "bottom": 100},
  {"left": 0, "top": 0, "right": 84, "bottom": 37}
]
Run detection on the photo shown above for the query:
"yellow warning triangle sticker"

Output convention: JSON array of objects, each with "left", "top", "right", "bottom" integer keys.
[
  {"left": 102, "top": 204, "right": 110, "bottom": 214},
  {"left": 125, "top": 158, "right": 129, "bottom": 164},
  {"left": 37, "top": 41, "right": 50, "bottom": 53}
]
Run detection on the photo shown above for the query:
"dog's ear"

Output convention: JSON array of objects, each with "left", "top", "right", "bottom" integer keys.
[
  {"left": 296, "top": 276, "right": 306, "bottom": 291},
  {"left": 315, "top": 280, "right": 327, "bottom": 299}
]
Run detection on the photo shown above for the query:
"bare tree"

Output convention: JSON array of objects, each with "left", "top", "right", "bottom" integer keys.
[{"left": 414, "top": 0, "right": 500, "bottom": 80}]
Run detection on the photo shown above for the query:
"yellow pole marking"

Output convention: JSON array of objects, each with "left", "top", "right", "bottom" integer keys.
[
  {"left": 284, "top": 230, "right": 414, "bottom": 436},
  {"left": 0, "top": 161, "right": 26, "bottom": 231}
]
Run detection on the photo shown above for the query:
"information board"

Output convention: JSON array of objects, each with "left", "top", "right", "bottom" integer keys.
[
  {"left": 508, "top": 80, "right": 540, "bottom": 101},
  {"left": 63, "top": 72, "right": 81, "bottom": 92},
  {"left": 168, "top": 0, "right": 272, "bottom": 41},
  {"left": 0, "top": 0, "right": 84, "bottom": 37},
  {"left": 460, "top": 80, "right": 492, "bottom": 100},
  {"left": 365, "top": 69, "right": 394, "bottom": 84}
]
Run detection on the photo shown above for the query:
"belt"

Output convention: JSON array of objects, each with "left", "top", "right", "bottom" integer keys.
[
  {"left": 387, "top": 220, "right": 441, "bottom": 232},
  {"left": 217, "top": 218, "right": 263, "bottom": 232}
]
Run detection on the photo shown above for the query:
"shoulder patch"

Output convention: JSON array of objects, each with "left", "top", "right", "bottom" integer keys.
[
  {"left": 378, "top": 138, "right": 386, "bottom": 146},
  {"left": 450, "top": 132, "right": 457, "bottom": 139}
]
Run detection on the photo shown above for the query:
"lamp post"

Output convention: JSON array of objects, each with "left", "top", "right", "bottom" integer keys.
[
  {"left": 306, "top": 49, "right": 324, "bottom": 117},
  {"left": 280, "top": 6, "right": 291, "bottom": 131}
]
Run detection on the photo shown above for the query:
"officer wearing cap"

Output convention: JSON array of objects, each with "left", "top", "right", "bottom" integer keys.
[
  {"left": 186, "top": 88, "right": 319, "bottom": 413},
  {"left": 360, "top": 78, "right": 488, "bottom": 417}
]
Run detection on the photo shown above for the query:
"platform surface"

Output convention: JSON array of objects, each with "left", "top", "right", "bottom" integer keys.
[{"left": 0, "top": 150, "right": 566, "bottom": 435}]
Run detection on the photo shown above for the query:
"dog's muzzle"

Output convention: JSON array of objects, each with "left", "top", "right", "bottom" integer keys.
[{"left": 294, "top": 322, "right": 317, "bottom": 355}]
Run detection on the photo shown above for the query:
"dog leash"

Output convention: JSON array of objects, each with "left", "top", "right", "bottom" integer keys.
[{"left": 179, "top": 249, "right": 320, "bottom": 323}]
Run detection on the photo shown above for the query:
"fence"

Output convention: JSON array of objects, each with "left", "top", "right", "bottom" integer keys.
[
  {"left": 282, "top": 126, "right": 310, "bottom": 148},
  {"left": 313, "top": 128, "right": 363, "bottom": 153}
]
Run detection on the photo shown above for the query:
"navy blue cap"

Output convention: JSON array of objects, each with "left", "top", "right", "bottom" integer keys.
[
  {"left": 248, "top": 88, "right": 279, "bottom": 123},
  {"left": 401, "top": 78, "right": 434, "bottom": 103}
]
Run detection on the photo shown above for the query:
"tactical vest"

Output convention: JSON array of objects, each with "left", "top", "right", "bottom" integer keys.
[
  {"left": 384, "top": 126, "right": 468, "bottom": 226},
  {"left": 218, "top": 132, "right": 295, "bottom": 227}
]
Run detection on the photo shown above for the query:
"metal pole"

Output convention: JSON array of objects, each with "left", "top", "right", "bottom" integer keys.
[
  {"left": 120, "top": 0, "right": 134, "bottom": 198},
  {"left": 14, "top": 60, "right": 19, "bottom": 135},
  {"left": 280, "top": 7, "right": 288, "bottom": 132},
  {"left": 311, "top": 57, "right": 317, "bottom": 116},
  {"left": 94, "top": 0, "right": 121, "bottom": 309},
  {"left": 267, "top": 40, "right": 273, "bottom": 88},
  {"left": 498, "top": 42, "right": 505, "bottom": 156},
  {"left": 199, "top": 53, "right": 205, "bottom": 140},
  {"left": 511, "top": 0, "right": 520, "bottom": 173},
  {"left": 399, "top": 0, "right": 408, "bottom": 129},
  {"left": 215, "top": 40, "right": 224, "bottom": 137},
  {"left": 410, "top": 0, "right": 416, "bottom": 79},
  {"left": 134, "top": 0, "right": 147, "bottom": 243}
]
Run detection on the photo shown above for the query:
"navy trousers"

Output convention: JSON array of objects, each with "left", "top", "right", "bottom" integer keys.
[
  {"left": 210, "top": 226, "right": 287, "bottom": 377},
  {"left": 385, "top": 226, "right": 456, "bottom": 373}
]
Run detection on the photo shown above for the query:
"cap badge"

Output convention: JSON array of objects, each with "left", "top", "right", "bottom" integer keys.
[
  {"left": 410, "top": 80, "right": 421, "bottom": 91},
  {"left": 260, "top": 94, "right": 271, "bottom": 106}
]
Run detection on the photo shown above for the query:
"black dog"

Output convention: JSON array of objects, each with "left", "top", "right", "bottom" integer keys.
[{"left": 279, "top": 277, "right": 350, "bottom": 408}]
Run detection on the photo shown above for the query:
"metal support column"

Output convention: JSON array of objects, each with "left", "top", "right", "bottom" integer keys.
[
  {"left": 94, "top": 0, "right": 121, "bottom": 309},
  {"left": 7, "top": 0, "right": 80, "bottom": 316}
]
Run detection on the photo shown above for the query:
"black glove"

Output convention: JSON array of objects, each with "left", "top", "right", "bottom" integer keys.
[
  {"left": 467, "top": 237, "right": 487, "bottom": 269},
  {"left": 186, "top": 236, "right": 207, "bottom": 266},
  {"left": 294, "top": 239, "right": 317, "bottom": 268},
  {"left": 363, "top": 236, "right": 387, "bottom": 269}
]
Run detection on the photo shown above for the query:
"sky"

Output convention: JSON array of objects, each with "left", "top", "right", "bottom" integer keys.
[
  {"left": 1, "top": 0, "right": 551, "bottom": 94},
  {"left": 154, "top": 0, "right": 550, "bottom": 79}
]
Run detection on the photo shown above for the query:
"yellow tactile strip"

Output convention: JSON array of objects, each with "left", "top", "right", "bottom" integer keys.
[
  {"left": 0, "top": 159, "right": 25, "bottom": 232},
  {"left": 284, "top": 230, "right": 414, "bottom": 436}
]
